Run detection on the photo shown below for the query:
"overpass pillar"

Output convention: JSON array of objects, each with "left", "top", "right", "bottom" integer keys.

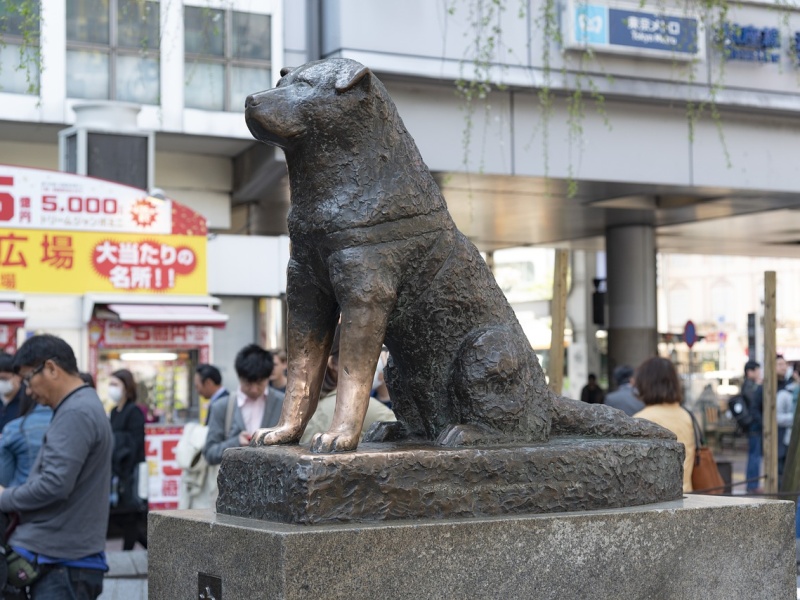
[{"left": 606, "top": 224, "right": 658, "bottom": 380}]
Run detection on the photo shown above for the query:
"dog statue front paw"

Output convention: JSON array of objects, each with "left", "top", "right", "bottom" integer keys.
[
  {"left": 250, "top": 424, "right": 302, "bottom": 446},
  {"left": 310, "top": 430, "right": 359, "bottom": 453}
]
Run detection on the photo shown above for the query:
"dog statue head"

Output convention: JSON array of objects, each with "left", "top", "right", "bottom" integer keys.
[{"left": 245, "top": 58, "right": 374, "bottom": 151}]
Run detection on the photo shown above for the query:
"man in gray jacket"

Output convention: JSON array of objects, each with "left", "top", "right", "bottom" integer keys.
[
  {"left": 0, "top": 334, "right": 112, "bottom": 599},
  {"left": 604, "top": 365, "right": 644, "bottom": 417},
  {"left": 203, "top": 344, "right": 285, "bottom": 466}
]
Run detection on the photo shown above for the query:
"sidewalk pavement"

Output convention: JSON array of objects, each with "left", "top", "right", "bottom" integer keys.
[{"left": 99, "top": 539, "right": 147, "bottom": 600}]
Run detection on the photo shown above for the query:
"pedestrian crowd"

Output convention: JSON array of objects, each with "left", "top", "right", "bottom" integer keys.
[
  {"left": 0, "top": 331, "right": 396, "bottom": 598},
  {"left": 580, "top": 353, "right": 799, "bottom": 494}
]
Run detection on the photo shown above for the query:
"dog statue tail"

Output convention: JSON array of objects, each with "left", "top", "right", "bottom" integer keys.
[{"left": 548, "top": 392, "right": 676, "bottom": 440}]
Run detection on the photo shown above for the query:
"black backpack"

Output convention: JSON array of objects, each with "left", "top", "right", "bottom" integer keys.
[{"left": 728, "top": 394, "right": 753, "bottom": 429}]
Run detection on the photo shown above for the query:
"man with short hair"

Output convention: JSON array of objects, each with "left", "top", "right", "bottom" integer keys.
[
  {"left": 0, "top": 334, "right": 112, "bottom": 599},
  {"left": 0, "top": 352, "right": 24, "bottom": 431},
  {"left": 194, "top": 364, "right": 229, "bottom": 426},
  {"left": 742, "top": 360, "right": 763, "bottom": 493},
  {"left": 604, "top": 365, "right": 643, "bottom": 416},
  {"left": 203, "top": 345, "right": 284, "bottom": 466}
]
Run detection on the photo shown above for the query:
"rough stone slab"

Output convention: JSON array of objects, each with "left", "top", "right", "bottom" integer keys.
[
  {"left": 149, "top": 496, "right": 796, "bottom": 600},
  {"left": 216, "top": 437, "right": 684, "bottom": 524}
]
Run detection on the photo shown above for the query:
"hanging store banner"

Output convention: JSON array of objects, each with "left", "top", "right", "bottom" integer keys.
[
  {"left": 0, "top": 165, "right": 206, "bottom": 235},
  {"left": 0, "top": 229, "right": 206, "bottom": 294},
  {"left": 565, "top": 1, "right": 704, "bottom": 61},
  {"left": 0, "top": 165, "right": 208, "bottom": 295}
]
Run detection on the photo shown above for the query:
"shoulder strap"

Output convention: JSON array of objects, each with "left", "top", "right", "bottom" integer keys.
[
  {"left": 682, "top": 406, "right": 703, "bottom": 450},
  {"left": 224, "top": 392, "right": 236, "bottom": 436}
]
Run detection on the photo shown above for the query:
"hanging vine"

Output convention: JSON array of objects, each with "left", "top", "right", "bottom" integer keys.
[
  {"left": 0, "top": 0, "right": 43, "bottom": 95},
  {"left": 446, "top": 0, "right": 798, "bottom": 196}
]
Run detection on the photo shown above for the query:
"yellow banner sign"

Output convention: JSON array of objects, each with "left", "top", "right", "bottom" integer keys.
[{"left": 0, "top": 229, "right": 207, "bottom": 295}]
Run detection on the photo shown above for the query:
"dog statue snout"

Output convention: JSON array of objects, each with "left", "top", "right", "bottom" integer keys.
[{"left": 245, "top": 94, "right": 260, "bottom": 109}]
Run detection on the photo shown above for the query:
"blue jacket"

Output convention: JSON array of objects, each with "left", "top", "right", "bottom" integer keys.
[{"left": 0, "top": 404, "right": 53, "bottom": 487}]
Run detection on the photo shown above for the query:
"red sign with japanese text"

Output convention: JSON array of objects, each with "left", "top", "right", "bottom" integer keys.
[{"left": 145, "top": 426, "right": 183, "bottom": 510}]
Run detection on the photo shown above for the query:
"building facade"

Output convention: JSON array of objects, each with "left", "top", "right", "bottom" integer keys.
[{"left": 2, "top": 0, "right": 800, "bottom": 396}]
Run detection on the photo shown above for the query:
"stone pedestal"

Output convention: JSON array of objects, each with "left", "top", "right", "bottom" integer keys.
[
  {"left": 150, "top": 495, "right": 796, "bottom": 600},
  {"left": 216, "top": 438, "right": 683, "bottom": 524}
]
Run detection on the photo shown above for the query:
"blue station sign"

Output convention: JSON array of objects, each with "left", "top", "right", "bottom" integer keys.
[
  {"left": 720, "top": 23, "right": 781, "bottom": 63},
  {"left": 566, "top": 1, "right": 704, "bottom": 61}
]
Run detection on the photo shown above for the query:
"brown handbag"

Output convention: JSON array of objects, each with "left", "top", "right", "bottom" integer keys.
[{"left": 685, "top": 407, "right": 726, "bottom": 494}]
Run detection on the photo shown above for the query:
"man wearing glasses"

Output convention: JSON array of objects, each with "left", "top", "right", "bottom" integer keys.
[{"left": 0, "top": 334, "right": 112, "bottom": 599}]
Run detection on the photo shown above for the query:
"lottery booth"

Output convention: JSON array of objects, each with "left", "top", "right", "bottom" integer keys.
[{"left": 0, "top": 164, "right": 228, "bottom": 509}]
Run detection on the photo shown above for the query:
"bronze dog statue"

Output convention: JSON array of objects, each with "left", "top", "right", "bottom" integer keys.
[{"left": 245, "top": 58, "right": 670, "bottom": 453}]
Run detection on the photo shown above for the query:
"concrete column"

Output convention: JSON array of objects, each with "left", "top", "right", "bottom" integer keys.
[{"left": 606, "top": 225, "right": 658, "bottom": 379}]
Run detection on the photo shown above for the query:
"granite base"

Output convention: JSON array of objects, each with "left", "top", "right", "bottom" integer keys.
[{"left": 149, "top": 495, "right": 795, "bottom": 600}]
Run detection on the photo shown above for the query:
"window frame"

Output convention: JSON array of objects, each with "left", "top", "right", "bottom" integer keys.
[
  {"left": 65, "top": 0, "right": 160, "bottom": 103},
  {"left": 183, "top": 6, "right": 272, "bottom": 112}
]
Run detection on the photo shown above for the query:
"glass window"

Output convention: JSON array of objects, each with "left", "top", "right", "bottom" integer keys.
[
  {"left": 185, "top": 61, "right": 224, "bottom": 111},
  {"left": 184, "top": 8, "right": 271, "bottom": 112},
  {"left": 117, "top": 0, "right": 159, "bottom": 50},
  {"left": 232, "top": 11, "right": 270, "bottom": 61},
  {"left": 0, "top": 1, "right": 41, "bottom": 95},
  {"left": 66, "top": 0, "right": 109, "bottom": 44},
  {"left": 184, "top": 6, "right": 224, "bottom": 56},
  {"left": 0, "top": 2, "right": 41, "bottom": 36},
  {"left": 67, "top": 50, "right": 109, "bottom": 99},
  {"left": 66, "top": 0, "right": 159, "bottom": 103},
  {"left": 116, "top": 55, "right": 159, "bottom": 104},
  {"left": 0, "top": 45, "right": 39, "bottom": 94},
  {"left": 230, "top": 65, "right": 268, "bottom": 111}
]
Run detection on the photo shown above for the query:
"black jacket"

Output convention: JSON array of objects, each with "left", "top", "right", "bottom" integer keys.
[{"left": 109, "top": 401, "right": 146, "bottom": 511}]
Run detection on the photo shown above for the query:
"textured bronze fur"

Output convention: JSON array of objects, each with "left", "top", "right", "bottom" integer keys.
[{"left": 244, "top": 58, "right": 671, "bottom": 453}]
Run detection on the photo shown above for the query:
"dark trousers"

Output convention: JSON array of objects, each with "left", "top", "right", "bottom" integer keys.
[
  {"left": 29, "top": 565, "right": 104, "bottom": 600},
  {"left": 119, "top": 512, "right": 148, "bottom": 551},
  {"left": 746, "top": 431, "right": 763, "bottom": 491}
]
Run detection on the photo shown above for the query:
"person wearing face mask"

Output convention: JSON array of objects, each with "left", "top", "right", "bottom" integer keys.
[
  {"left": 108, "top": 369, "right": 147, "bottom": 551},
  {"left": 0, "top": 352, "right": 25, "bottom": 432}
]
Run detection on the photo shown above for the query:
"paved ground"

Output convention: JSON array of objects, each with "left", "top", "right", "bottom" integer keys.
[{"left": 99, "top": 539, "right": 147, "bottom": 600}]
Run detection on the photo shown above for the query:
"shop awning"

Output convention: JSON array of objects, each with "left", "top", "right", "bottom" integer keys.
[
  {"left": 0, "top": 302, "right": 26, "bottom": 326},
  {"left": 106, "top": 304, "right": 228, "bottom": 328}
]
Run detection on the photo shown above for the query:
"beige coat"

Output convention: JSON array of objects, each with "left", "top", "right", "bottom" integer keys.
[
  {"left": 300, "top": 391, "right": 396, "bottom": 444},
  {"left": 635, "top": 403, "right": 695, "bottom": 492}
]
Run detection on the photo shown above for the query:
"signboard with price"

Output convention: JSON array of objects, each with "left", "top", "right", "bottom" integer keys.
[{"left": 0, "top": 165, "right": 208, "bottom": 294}]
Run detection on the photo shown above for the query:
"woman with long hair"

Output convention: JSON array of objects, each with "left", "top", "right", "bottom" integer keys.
[
  {"left": 633, "top": 356, "right": 695, "bottom": 492},
  {"left": 108, "top": 368, "right": 147, "bottom": 550}
]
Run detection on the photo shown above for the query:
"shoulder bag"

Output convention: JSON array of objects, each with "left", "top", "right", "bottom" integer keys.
[{"left": 684, "top": 406, "right": 725, "bottom": 494}]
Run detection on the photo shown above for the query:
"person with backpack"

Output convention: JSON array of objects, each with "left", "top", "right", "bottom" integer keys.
[{"left": 741, "top": 360, "right": 763, "bottom": 493}]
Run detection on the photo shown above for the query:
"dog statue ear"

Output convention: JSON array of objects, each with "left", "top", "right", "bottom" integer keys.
[
  {"left": 280, "top": 67, "right": 295, "bottom": 77},
  {"left": 335, "top": 65, "right": 371, "bottom": 94}
]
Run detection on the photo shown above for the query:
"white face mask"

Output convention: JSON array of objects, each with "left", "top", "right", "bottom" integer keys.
[
  {"left": 108, "top": 385, "right": 124, "bottom": 404},
  {"left": 0, "top": 380, "right": 14, "bottom": 397}
]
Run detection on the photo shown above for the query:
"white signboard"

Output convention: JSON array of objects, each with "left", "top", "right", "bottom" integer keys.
[{"left": 0, "top": 164, "right": 173, "bottom": 233}]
